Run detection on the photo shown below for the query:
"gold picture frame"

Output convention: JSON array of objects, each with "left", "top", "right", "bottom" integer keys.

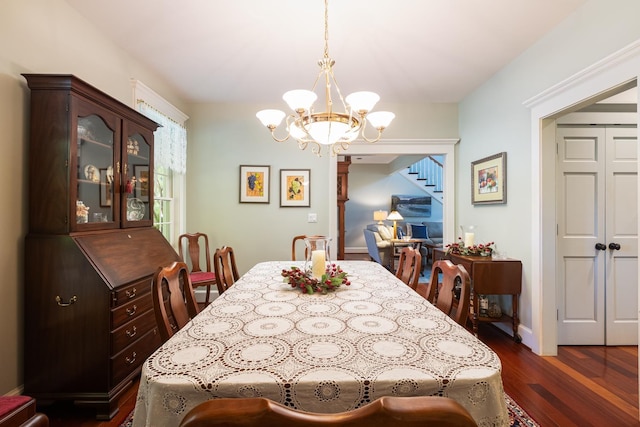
[{"left": 471, "top": 152, "right": 507, "bottom": 205}]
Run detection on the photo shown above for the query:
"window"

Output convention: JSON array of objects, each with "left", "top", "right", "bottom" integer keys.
[
  {"left": 153, "top": 165, "right": 173, "bottom": 238},
  {"left": 132, "top": 80, "right": 188, "bottom": 246}
]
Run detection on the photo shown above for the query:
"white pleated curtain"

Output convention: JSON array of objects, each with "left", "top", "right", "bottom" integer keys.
[{"left": 137, "top": 101, "right": 187, "bottom": 174}]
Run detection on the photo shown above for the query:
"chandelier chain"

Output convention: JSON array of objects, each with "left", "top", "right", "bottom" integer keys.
[{"left": 323, "top": 0, "right": 329, "bottom": 60}]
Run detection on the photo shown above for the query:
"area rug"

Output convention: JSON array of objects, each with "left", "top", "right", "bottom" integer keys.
[{"left": 120, "top": 393, "right": 539, "bottom": 426}]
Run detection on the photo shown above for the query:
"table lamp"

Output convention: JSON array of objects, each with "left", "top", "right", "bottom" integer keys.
[
  {"left": 373, "top": 210, "right": 388, "bottom": 225},
  {"left": 386, "top": 210, "right": 404, "bottom": 239}
]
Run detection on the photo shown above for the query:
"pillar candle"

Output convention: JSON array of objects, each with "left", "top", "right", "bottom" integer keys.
[
  {"left": 311, "top": 249, "right": 326, "bottom": 278},
  {"left": 464, "top": 232, "right": 475, "bottom": 247}
]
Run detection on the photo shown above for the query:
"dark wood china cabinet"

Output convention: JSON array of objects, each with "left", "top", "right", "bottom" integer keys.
[{"left": 22, "top": 74, "right": 180, "bottom": 420}]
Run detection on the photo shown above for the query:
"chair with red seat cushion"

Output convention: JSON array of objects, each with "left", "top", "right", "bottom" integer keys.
[
  {"left": 0, "top": 396, "right": 49, "bottom": 427},
  {"left": 179, "top": 232, "right": 217, "bottom": 306}
]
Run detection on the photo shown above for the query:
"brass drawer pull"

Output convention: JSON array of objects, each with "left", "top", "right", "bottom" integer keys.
[
  {"left": 126, "top": 326, "right": 137, "bottom": 338},
  {"left": 126, "top": 305, "right": 137, "bottom": 316},
  {"left": 55, "top": 295, "right": 78, "bottom": 307},
  {"left": 125, "top": 352, "right": 137, "bottom": 365},
  {"left": 125, "top": 288, "right": 137, "bottom": 299}
]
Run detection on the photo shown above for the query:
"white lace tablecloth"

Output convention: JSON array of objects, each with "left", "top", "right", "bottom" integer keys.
[{"left": 132, "top": 261, "right": 508, "bottom": 427}]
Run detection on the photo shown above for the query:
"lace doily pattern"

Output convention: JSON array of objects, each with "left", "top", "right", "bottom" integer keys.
[{"left": 133, "top": 260, "right": 509, "bottom": 427}]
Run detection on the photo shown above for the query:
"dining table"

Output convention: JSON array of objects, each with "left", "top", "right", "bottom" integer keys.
[{"left": 132, "top": 260, "right": 509, "bottom": 427}]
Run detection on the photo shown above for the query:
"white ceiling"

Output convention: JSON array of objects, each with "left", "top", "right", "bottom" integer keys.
[{"left": 64, "top": 0, "right": 587, "bottom": 105}]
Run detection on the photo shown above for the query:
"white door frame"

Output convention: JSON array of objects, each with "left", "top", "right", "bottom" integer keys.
[
  {"left": 524, "top": 39, "right": 640, "bottom": 356},
  {"left": 328, "top": 138, "right": 459, "bottom": 257}
]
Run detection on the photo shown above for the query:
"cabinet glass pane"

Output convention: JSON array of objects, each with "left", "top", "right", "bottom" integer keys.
[
  {"left": 77, "top": 115, "right": 114, "bottom": 224},
  {"left": 125, "top": 133, "right": 151, "bottom": 222}
]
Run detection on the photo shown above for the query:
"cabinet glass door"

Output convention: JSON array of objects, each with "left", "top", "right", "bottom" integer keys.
[
  {"left": 76, "top": 114, "right": 116, "bottom": 228},
  {"left": 123, "top": 124, "right": 153, "bottom": 228}
]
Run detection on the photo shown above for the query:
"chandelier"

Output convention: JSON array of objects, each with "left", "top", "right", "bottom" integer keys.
[{"left": 256, "top": 0, "right": 394, "bottom": 156}]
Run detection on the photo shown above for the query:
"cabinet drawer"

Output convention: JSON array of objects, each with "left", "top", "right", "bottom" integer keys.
[
  {"left": 111, "top": 328, "right": 160, "bottom": 386},
  {"left": 112, "top": 278, "right": 150, "bottom": 308},
  {"left": 111, "top": 293, "right": 153, "bottom": 329},
  {"left": 111, "top": 308, "right": 157, "bottom": 355}
]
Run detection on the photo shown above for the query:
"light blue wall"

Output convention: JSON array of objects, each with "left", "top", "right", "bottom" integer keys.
[
  {"left": 345, "top": 163, "right": 443, "bottom": 250},
  {"left": 458, "top": 0, "right": 640, "bottom": 342}
]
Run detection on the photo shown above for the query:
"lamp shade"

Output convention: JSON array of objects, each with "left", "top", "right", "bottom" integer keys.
[
  {"left": 256, "top": 109, "right": 286, "bottom": 127},
  {"left": 367, "top": 111, "right": 395, "bottom": 129},
  {"left": 373, "top": 210, "right": 388, "bottom": 224},
  {"left": 386, "top": 211, "right": 403, "bottom": 221},
  {"left": 283, "top": 90, "right": 317, "bottom": 112},
  {"left": 346, "top": 91, "right": 380, "bottom": 113}
]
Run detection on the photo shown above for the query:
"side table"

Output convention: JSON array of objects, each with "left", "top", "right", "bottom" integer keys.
[{"left": 433, "top": 248, "right": 522, "bottom": 342}]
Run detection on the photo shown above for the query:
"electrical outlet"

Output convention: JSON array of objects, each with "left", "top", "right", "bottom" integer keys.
[{"left": 308, "top": 213, "right": 317, "bottom": 223}]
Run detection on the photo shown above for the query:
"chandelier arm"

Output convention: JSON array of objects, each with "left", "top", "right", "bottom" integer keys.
[
  {"left": 359, "top": 120, "right": 385, "bottom": 143},
  {"left": 268, "top": 127, "right": 291, "bottom": 143}
]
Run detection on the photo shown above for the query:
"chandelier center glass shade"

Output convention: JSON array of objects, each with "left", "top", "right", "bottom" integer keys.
[{"left": 256, "top": 0, "right": 394, "bottom": 156}]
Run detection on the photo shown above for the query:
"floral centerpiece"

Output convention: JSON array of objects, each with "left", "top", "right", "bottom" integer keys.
[
  {"left": 282, "top": 264, "right": 350, "bottom": 294},
  {"left": 446, "top": 238, "right": 495, "bottom": 256}
]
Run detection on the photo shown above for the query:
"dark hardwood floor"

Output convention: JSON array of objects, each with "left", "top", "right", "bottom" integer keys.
[{"left": 41, "top": 255, "right": 640, "bottom": 426}]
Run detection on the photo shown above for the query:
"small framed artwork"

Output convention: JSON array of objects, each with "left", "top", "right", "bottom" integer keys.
[
  {"left": 134, "top": 165, "right": 150, "bottom": 202},
  {"left": 99, "top": 168, "right": 113, "bottom": 207},
  {"left": 471, "top": 152, "right": 507, "bottom": 205},
  {"left": 280, "top": 169, "right": 310, "bottom": 207},
  {"left": 239, "top": 165, "right": 270, "bottom": 203}
]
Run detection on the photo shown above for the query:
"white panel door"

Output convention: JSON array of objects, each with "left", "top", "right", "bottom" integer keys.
[
  {"left": 557, "top": 127, "right": 606, "bottom": 345},
  {"left": 556, "top": 126, "right": 637, "bottom": 345},
  {"left": 605, "top": 127, "right": 638, "bottom": 345}
]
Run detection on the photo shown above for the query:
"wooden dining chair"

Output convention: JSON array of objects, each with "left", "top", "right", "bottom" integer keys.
[
  {"left": 395, "top": 247, "right": 422, "bottom": 291},
  {"left": 178, "top": 232, "right": 217, "bottom": 306},
  {"left": 213, "top": 246, "right": 240, "bottom": 294},
  {"left": 178, "top": 395, "right": 478, "bottom": 427},
  {"left": 426, "top": 260, "right": 471, "bottom": 327},
  {"left": 291, "top": 235, "right": 307, "bottom": 261},
  {"left": 152, "top": 261, "right": 200, "bottom": 343}
]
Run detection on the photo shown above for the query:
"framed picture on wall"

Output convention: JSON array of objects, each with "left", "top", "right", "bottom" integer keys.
[
  {"left": 239, "top": 165, "right": 270, "bottom": 203},
  {"left": 471, "top": 152, "right": 507, "bottom": 205},
  {"left": 280, "top": 169, "right": 310, "bottom": 207}
]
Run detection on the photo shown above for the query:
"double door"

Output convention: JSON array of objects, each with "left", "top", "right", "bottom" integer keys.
[{"left": 556, "top": 125, "right": 638, "bottom": 345}]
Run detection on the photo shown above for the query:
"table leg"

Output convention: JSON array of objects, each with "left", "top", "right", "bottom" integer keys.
[
  {"left": 512, "top": 294, "right": 522, "bottom": 343},
  {"left": 471, "top": 291, "right": 479, "bottom": 337}
]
